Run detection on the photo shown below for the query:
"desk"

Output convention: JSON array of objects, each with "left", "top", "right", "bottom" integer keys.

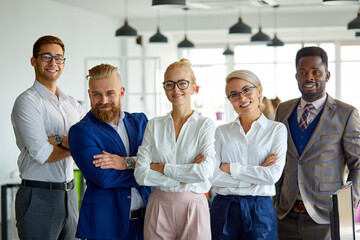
[{"left": 1, "top": 178, "right": 21, "bottom": 240}]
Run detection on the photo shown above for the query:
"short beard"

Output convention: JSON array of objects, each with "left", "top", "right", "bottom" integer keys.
[{"left": 91, "top": 103, "right": 120, "bottom": 123}]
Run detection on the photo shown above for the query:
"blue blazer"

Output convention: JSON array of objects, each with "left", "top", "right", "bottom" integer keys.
[{"left": 69, "top": 111, "right": 152, "bottom": 239}]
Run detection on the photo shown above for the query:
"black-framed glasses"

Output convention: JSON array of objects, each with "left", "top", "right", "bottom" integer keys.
[
  {"left": 35, "top": 53, "right": 66, "bottom": 64},
  {"left": 227, "top": 86, "right": 257, "bottom": 102},
  {"left": 163, "top": 80, "right": 190, "bottom": 90}
]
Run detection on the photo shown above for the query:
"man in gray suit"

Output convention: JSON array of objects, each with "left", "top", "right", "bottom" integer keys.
[{"left": 274, "top": 46, "right": 360, "bottom": 239}]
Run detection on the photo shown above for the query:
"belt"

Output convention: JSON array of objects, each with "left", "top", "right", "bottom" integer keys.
[
  {"left": 293, "top": 200, "right": 307, "bottom": 213},
  {"left": 21, "top": 179, "right": 75, "bottom": 191},
  {"left": 130, "top": 208, "right": 145, "bottom": 220}
]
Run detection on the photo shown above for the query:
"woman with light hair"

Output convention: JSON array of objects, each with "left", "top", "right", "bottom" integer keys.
[
  {"left": 134, "top": 58, "right": 215, "bottom": 239},
  {"left": 210, "top": 70, "right": 287, "bottom": 239}
]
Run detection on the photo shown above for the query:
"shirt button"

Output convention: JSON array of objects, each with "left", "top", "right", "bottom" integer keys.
[
  {"left": 301, "top": 136, "right": 304, "bottom": 139},
  {"left": 299, "top": 161, "right": 303, "bottom": 165},
  {"left": 300, "top": 145, "right": 303, "bottom": 148},
  {"left": 127, "top": 196, "right": 131, "bottom": 199}
]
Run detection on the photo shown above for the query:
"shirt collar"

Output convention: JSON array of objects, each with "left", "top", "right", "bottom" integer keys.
[
  {"left": 231, "top": 113, "right": 268, "bottom": 130},
  {"left": 163, "top": 110, "right": 200, "bottom": 122},
  {"left": 33, "top": 80, "right": 66, "bottom": 101},
  {"left": 107, "top": 111, "right": 124, "bottom": 128},
  {"left": 299, "top": 93, "right": 327, "bottom": 110}
]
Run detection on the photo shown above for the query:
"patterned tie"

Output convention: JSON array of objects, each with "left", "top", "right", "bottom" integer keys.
[{"left": 299, "top": 103, "right": 314, "bottom": 131}]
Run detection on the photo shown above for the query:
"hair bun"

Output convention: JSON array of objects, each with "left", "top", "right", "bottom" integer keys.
[{"left": 179, "top": 58, "right": 192, "bottom": 66}]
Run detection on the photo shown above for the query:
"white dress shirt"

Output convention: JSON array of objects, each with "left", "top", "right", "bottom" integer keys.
[
  {"left": 211, "top": 114, "right": 287, "bottom": 196},
  {"left": 134, "top": 111, "right": 216, "bottom": 194},
  {"left": 11, "top": 80, "right": 84, "bottom": 182},
  {"left": 108, "top": 111, "right": 144, "bottom": 211},
  {"left": 297, "top": 93, "right": 327, "bottom": 126}
]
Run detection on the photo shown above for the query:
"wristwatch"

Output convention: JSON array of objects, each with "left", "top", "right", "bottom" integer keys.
[
  {"left": 54, "top": 135, "right": 63, "bottom": 147},
  {"left": 124, "top": 157, "right": 134, "bottom": 169}
]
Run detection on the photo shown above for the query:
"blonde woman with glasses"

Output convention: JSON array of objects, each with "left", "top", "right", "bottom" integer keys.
[
  {"left": 210, "top": 70, "right": 287, "bottom": 240},
  {"left": 134, "top": 58, "right": 215, "bottom": 240}
]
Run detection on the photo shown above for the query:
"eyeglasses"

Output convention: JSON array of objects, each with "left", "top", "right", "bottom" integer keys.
[
  {"left": 35, "top": 53, "right": 66, "bottom": 65},
  {"left": 227, "top": 86, "right": 257, "bottom": 102},
  {"left": 163, "top": 80, "right": 190, "bottom": 90}
]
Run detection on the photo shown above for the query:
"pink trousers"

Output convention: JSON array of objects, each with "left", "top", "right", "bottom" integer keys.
[{"left": 144, "top": 188, "right": 211, "bottom": 240}]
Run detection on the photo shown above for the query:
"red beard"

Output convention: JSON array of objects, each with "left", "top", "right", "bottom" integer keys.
[{"left": 91, "top": 103, "right": 119, "bottom": 123}]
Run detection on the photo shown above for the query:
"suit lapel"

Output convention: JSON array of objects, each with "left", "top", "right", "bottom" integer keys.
[
  {"left": 301, "top": 95, "right": 336, "bottom": 156},
  {"left": 278, "top": 99, "right": 300, "bottom": 159},
  {"left": 123, "top": 113, "right": 138, "bottom": 156},
  {"left": 88, "top": 111, "right": 127, "bottom": 156}
]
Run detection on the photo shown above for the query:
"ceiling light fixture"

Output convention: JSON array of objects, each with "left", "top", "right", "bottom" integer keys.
[
  {"left": 223, "top": 45, "right": 234, "bottom": 55},
  {"left": 115, "top": 0, "right": 137, "bottom": 37},
  {"left": 251, "top": 9, "right": 270, "bottom": 43},
  {"left": 267, "top": 7, "right": 284, "bottom": 47},
  {"left": 323, "top": 0, "right": 358, "bottom": 5},
  {"left": 178, "top": 8, "right": 194, "bottom": 48},
  {"left": 348, "top": 9, "right": 360, "bottom": 29},
  {"left": 229, "top": 16, "right": 252, "bottom": 34},
  {"left": 152, "top": 0, "right": 186, "bottom": 8},
  {"left": 149, "top": 11, "right": 168, "bottom": 43}
]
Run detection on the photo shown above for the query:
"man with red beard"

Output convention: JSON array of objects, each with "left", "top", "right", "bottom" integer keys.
[
  {"left": 11, "top": 35, "right": 84, "bottom": 239},
  {"left": 68, "top": 63, "right": 152, "bottom": 240},
  {"left": 274, "top": 46, "right": 360, "bottom": 239}
]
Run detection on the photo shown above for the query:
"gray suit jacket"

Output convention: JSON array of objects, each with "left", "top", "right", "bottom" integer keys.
[{"left": 274, "top": 94, "right": 360, "bottom": 224}]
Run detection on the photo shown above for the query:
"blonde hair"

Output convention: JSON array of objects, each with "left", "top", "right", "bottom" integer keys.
[
  {"left": 164, "top": 58, "right": 196, "bottom": 83},
  {"left": 225, "top": 70, "right": 262, "bottom": 96},
  {"left": 87, "top": 64, "right": 120, "bottom": 81}
]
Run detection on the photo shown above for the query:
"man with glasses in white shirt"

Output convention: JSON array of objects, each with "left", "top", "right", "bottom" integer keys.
[{"left": 11, "top": 35, "right": 84, "bottom": 240}]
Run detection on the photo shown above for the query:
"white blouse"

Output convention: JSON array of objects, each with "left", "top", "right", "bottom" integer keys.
[
  {"left": 134, "top": 111, "right": 216, "bottom": 194},
  {"left": 211, "top": 114, "right": 287, "bottom": 196}
]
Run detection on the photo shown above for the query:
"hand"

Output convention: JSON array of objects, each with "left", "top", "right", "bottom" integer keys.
[
  {"left": 261, "top": 152, "right": 278, "bottom": 167},
  {"left": 220, "top": 163, "right": 231, "bottom": 173},
  {"left": 194, "top": 153, "right": 206, "bottom": 164},
  {"left": 93, "top": 151, "right": 126, "bottom": 170},
  {"left": 150, "top": 163, "right": 165, "bottom": 173}
]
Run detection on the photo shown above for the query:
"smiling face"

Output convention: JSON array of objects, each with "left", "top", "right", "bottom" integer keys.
[
  {"left": 88, "top": 72, "right": 125, "bottom": 123},
  {"left": 296, "top": 56, "right": 330, "bottom": 102},
  {"left": 227, "top": 78, "right": 262, "bottom": 117},
  {"left": 163, "top": 66, "right": 196, "bottom": 107},
  {"left": 31, "top": 43, "right": 65, "bottom": 86}
]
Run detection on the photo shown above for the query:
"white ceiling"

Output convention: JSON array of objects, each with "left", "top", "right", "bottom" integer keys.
[{"left": 50, "top": 0, "right": 358, "bottom": 19}]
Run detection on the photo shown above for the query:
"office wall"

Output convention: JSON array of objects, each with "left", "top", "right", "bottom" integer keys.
[{"left": 0, "top": 0, "right": 122, "bottom": 180}]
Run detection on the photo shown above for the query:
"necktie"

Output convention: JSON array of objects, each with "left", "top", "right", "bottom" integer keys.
[{"left": 299, "top": 103, "right": 314, "bottom": 131}]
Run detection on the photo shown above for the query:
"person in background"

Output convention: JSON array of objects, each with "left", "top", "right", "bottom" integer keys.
[
  {"left": 68, "top": 64, "right": 152, "bottom": 240},
  {"left": 210, "top": 70, "right": 287, "bottom": 240},
  {"left": 134, "top": 58, "right": 216, "bottom": 240},
  {"left": 274, "top": 46, "right": 360, "bottom": 239},
  {"left": 261, "top": 96, "right": 276, "bottom": 120},
  {"left": 11, "top": 35, "right": 84, "bottom": 239}
]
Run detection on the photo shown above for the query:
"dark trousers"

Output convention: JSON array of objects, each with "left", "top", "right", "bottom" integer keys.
[
  {"left": 15, "top": 185, "right": 78, "bottom": 240},
  {"left": 278, "top": 211, "right": 330, "bottom": 240},
  {"left": 210, "top": 194, "right": 278, "bottom": 240},
  {"left": 85, "top": 217, "right": 144, "bottom": 240}
]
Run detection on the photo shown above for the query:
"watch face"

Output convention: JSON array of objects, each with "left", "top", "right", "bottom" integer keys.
[
  {"left": 125, "top": 158, "right": 134, "bottom": 167},
  {"left": 54, "top": 135, "right": 62, "bottom": 145}
]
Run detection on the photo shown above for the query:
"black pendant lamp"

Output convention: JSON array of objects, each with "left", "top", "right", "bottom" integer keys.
[
  {"left": 251, "top": 9, "right": 270, "bottom": 43},
  {"left": 229, "top": 16, "right": 252, "bottom": 34},
  {"left": 115, "top": 0, "right": 137, "bottom": 37},
  {"left": 149, "top": 11, "right": 168, "bottom": 43},
  {"left": 178, "top": 35, "right": 194, "bottom": 48},
  {"left": 223, "top": 46, "right": 234, "bottom": 55},
  {"left": 152, "top": 0, "right": 186, "bottom": 7},
  {"left": 267, "top": 7, "right": 284, "bottom": 47},
  {"left": 178, "top": 8, "right": 194, "bottom": 48},
  {"left": 323, "top": 0, "right": 357, "bottom": 4},
  {"left": 348, "top": 9, "right": 360, "bottom": 30},
  {"left": 356, "top": 32, "right": 360, "bottom": 37},
  {"left": 267, "top": 33, "right": 284, "bottom": 47}
]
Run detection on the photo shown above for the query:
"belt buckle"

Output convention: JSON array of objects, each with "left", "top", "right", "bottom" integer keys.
[
  {"left": 64, "top": 181, "right": 70, "bottom": 191},
  {"left": 130, "top": 211, "right": 138, "bottom": 220}
]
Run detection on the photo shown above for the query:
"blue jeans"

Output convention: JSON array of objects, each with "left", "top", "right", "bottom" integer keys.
[{"left": 210, "top": 195, "right": 278, "bottom": 240}]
